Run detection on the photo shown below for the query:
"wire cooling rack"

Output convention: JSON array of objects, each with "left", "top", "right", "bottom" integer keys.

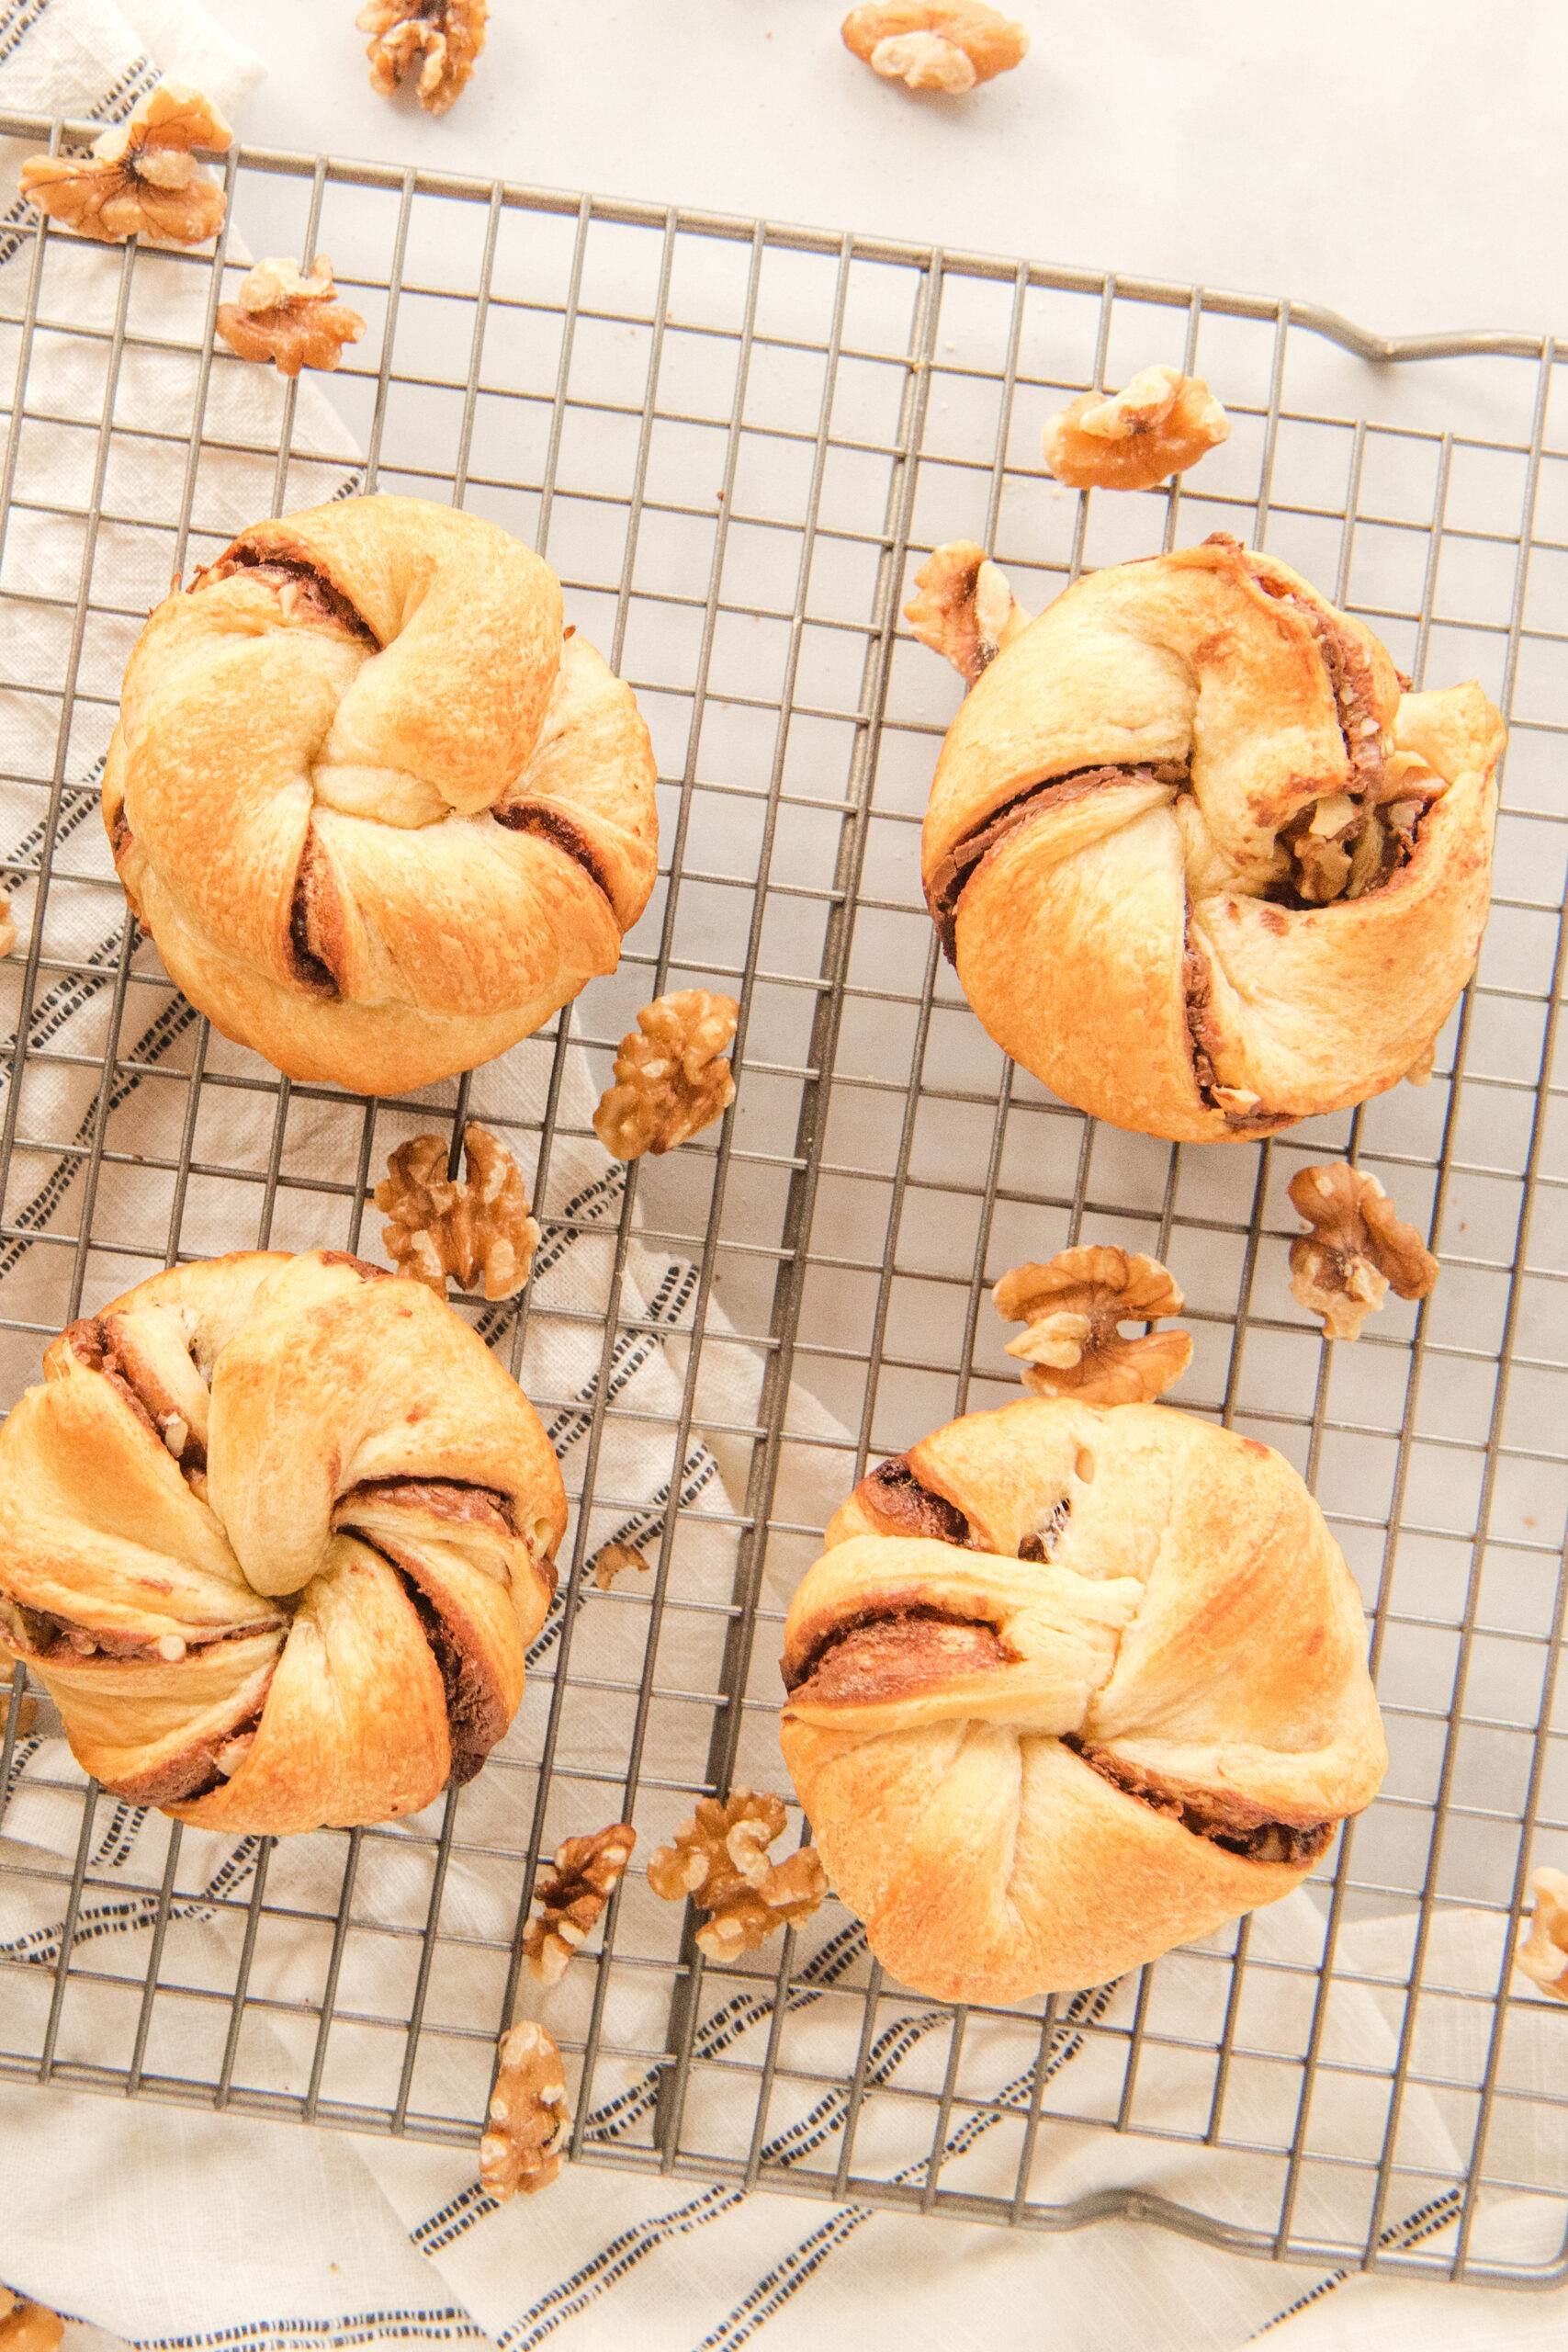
[{"left": 1, "top": 112, "right": 1565, "bottom": 2291}]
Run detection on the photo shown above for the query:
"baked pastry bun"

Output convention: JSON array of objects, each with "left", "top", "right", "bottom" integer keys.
[
  {"left": 919, "top": 535, "right": 1506, "bottom": 1141},
  {"left": 0, "top": 1250, "right": 566, "bottom": 1835},
  {"left": 780, "top": 1397, "right": 1386, "bottom": 1999},
  {"left": 104, "top": 494, "right": 659, "bottom": 1093}
]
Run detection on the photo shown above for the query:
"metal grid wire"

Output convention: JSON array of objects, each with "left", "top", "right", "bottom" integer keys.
[{"left": 1, "top": 110, "right": 1566, "bottom": 2288}]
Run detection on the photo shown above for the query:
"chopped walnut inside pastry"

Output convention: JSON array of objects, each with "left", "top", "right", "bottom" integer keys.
[
  {"left": 1287, "top": 1164, "right": 1438, "bottom": 1342},
  {"left": 905, "top": 541, "right": 1032, "bottom": 683},
  {"left": 1042, "top": 366, "right": 1230, "bottom": 493},
  {"left": 524, "top": 1823, "right": 637, "bottom": 1984},
  {"left": 1517, "top": 1867, "right": 1568, "bottom": 2003},
  {"left": 376, "top": 1122, "right": 540, "bottom": 1301},
  {"left": 358, "top": 0, "right": 489, "bottom": 114},
  {"left": 480, "top": 2018, "right": 570, "bottom": 2199},
  {"left": 0, "top": 2294, "right": 63, "bottom": 2352},
  {"left": 841, "top": 3, "right": 1029, "bottom": 91},
  {"left": 648, "top": 1789, "right": 828, "bottom": 1961},
  {"left": 592, "top": 989, "right": 739, "bottom": 1160},
  {"left": 994, "top": 1247, "right": 1192, "bottom": 1405},
  {"left": 217, "top": 255, "right": 367, "bottom": 377},
  {"left": 592, "top": 1540, "right": 651, "bottom": 1591},
  {"left": 3, "top": 1664, "right": 38, "bottom": 1740},
  {"left": 19, "top": 84, "right": 231, "bottom": 246}
]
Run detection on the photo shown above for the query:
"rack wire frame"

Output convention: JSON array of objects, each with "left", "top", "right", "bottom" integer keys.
[{"left": 0, "top": 112, "right": 1566, "bottom": 2289}]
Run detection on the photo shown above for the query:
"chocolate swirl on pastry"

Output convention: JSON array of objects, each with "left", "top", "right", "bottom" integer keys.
[
  {"left": 916, "top": 534, "right": 1506, "bottom": 1141},
  {"left": 103, "top": 493, "right": 659, "bottom": 1095},
  {"left": 0, "top": 1250, "right": 566, "bottom": 1836},
  {"left": 781, "top": 1396, "right": 1386, "bottom": 2001}
]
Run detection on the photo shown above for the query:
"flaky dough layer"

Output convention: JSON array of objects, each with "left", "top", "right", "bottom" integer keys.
[
  {"left": 781, "top": 1398, "right": 1386, "bottom": 1999},
  {"left": 919, "top": 537, "right": 1505, "bottom": 1141},
  {"left": 104, "top": 494, "right": 659, "bottom": 1092},
  {"left": 0, "top": 1250, "right": 567, "bottom": 1834}
]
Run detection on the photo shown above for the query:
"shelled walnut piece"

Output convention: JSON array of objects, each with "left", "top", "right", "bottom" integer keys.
[
  {"left": 1041, "top": 366, "right": 1230, "bottom": 492},
  {"left": 524, "top": 1823, "right": 637, "bottom": 1984},
  {"left": 216, "top": 255, "right": 366, "bottom": 376},
  {"left": 1287, "top": 1164, "right": 1438, "bottom": 1342},
  {"left": 993, "top": 1248, "right": 1192, "bottom": 1405},
  {"left": 841, "top": 3, "right": 1028, "bottom": 92},
  {"left": 648, "top": 1789, "right": 828, "bottom": 1960},
  {"left": 358, "top": 0, "right": 488, "bottom": 114},
  {"left": 905, "top": 541, "right": 1031, "bottom": 684},
  {"left": 0, "top": 2292, "right": 63, "bottom": 2352},
  {"left": 480, "top": 2018, "right": 570, "bottom": 2199},
  {"left": 1517, "top": 1868, "right": 1568, "bottom": 2003},
  {"left": 376, "top": 1123, "right": 540, "bottom": 1301},
  {"left": 592, "top": 989, "right": 739, "bottom": 1159},
  {"left": 19, "top": 85, "right": 231, "bottom": 245},
  {"left": 593, "top": 1540, "right": 650, "bottom": 1591}
]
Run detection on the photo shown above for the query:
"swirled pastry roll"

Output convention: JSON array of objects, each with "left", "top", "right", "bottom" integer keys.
[
  {"left": 919, "top": 535, "right": 1505, "bottom": 1141},
  {"left": 0, "top": 1251, "right": 566, "bottom": 1834},
  {"left": 104, "top": 494, "right": 659, "bottom": 1093},
  {"left": 781, "top": 1398, "right": 1386, "bottom": 2000}
]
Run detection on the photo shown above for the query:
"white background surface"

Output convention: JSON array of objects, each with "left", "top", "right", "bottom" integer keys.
[{"left": 201, "top": 0, "right": 1568, "bottom": 344}]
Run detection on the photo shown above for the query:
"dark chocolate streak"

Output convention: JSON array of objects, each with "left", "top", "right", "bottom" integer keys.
[
  {"left": 860, "top": 1454, "right": 975, "bottom": 1548},
  {"left": 1064, "top": 1735, "right": 1336, "bottom": 1867},
  {"left": 192, "top": 545, "right": 381, "bottom": 646},
  {"left": 491, "top": 800, "right": 615, "bottom": 910},
  {"left": 8, "top": 1604, "right": 276, "bottom": 1662},
  {"left": 390, "top": 1566, "right": 506, "bottom": 1786},
  {"left": 927, "top": 762, "right": 1189, "bottom": 962},
  {"left": 339, "top": 1475, "right": 518, "bottom": 1535},
  {"left": 782, "top": 1603, "right": 1010, "bottom": 1699},
  {"left": 113, "top": 1702, "right": 267, "bottom": 1809},
  {"left": 65, "top": 1317, "right": 209, "bottom": 1477}
]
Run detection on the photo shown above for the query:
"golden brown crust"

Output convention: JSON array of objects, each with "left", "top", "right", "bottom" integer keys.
[
  {"left": 0, "top": 1251, "right": 567, "bottom": 1835},
  {"left": 103, "top": 495, "right": 659, "bottom": 1094},
  {"left": 781, "top": 1396, "right": 1387, "bottom": 1999},
  {"left": 918, "top": 536, "right": 1505, "bottom": 1142}
]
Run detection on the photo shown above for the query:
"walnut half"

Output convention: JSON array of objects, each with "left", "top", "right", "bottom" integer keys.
[
  {"left": 1042, "top": 366, "right": 1230, "bottom": 493},
  {"left": 524, "top": 1823, "right": 637, "bottom": 1985},
  {"left": 905, "top": 542, "right": 1032, "bottom": 684},
  {"left": 376, "top": 1122, "right": 539, "bottom": 1301},
  {"left": 217, "top": 256, "right": 367, "bottom": 377},
  {"left": 842, "top": 4, "right": 1029, "bottom": 92},
  {"left": 1287, "top": 1164, "right": 1438, "bottom": 1342},
  {"left": 592, "top": 989, "right": 739, "bottom": 1160},
  {"left": 648, "top": 1789, "right": 828, "bottom": 1961},
  {"left": 358, "top": 0, "right": 489, "bottom": 115},
  {"left": 994, "top": 1247, "right": 1192, "bottom": 1405},
  {"left": 480, "top": 2018, "right": 570, "bottom": 2199},
  {"left": 1517, "top": 1868, "right": 1568, "bottom": 2003},
  {"left": 20, "top": 85, "right": 231, "bottom": 246}
]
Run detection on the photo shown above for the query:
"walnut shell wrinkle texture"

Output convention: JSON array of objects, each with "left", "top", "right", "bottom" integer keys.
[
  {"left": 919, "top": 535, "right": 1506, "bottom": 1142},
  {"left": 103, "top": 494, "right": 659, "bottom": 1093},
  {"left": 780, "top": 1396, "right": 1387, "bottom": 1999},
  {"left": 0, "top": 1250, "right": 568, "bottom": 1835}
]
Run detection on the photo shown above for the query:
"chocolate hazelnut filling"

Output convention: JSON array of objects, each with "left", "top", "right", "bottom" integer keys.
[
  {"left": 857, "top": 1454, "right": 976, "bottom": 1548},
  {"left": 1064, "top": 1735, "right": 1335, "bottom": 1867},
  {"left": 783, "top": 1604, "right": 1012, "bottom": 1702},
  {"left": 1180, "top": 927, "right": 1292, "bottom": 1135},
  {"left": 338, "top": 1476, "right": 519, "bottom": 1538},
  {"left": 288, "top": 828, "right": 344, "bottom": 998},
  {"left": 927, "top": 763, "right": 1189, "bottom": 962},
  {"left": 3, "top": 1600, "right": 280, "bottom": 1663},
  {"left": 491, "top": 800, "right": 615, "bottom": 912},
  {"left": 64, "top": 1317, "right": 209, "bottom": 1477},
  {"left": 191, "top": 544, "right": 381, "bottom": 647},
  {"left": 390, "top": 1565, "right": 510, "bottom": 1785},
  {"left": 128, "top": 1700, "right": 268, "bottom": 1808},
  {"left": 1018, "top": 1496, "right": 1070, "bottom": 1563}
]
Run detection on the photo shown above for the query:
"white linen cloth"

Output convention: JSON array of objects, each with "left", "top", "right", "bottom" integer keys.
[{"left": 1, "top": 6, "right": 1566, "bottom": 2349}]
